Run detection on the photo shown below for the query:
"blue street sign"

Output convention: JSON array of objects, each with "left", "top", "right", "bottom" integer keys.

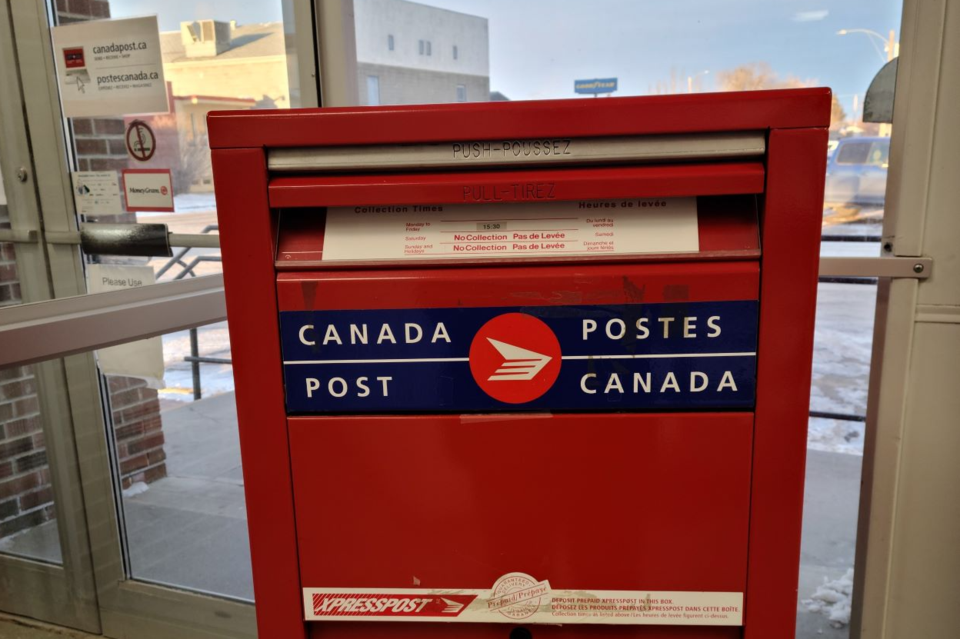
[{"left": 574, "top": 78, "right": 618, "bottom": 95}]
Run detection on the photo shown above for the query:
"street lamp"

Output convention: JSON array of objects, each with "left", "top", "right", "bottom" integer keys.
[
  {"left": 837, "top": 29, "right": 899, "bottom": 63},
  {"left": 687, "top": 70, "right": 709, "bottom": 93}
]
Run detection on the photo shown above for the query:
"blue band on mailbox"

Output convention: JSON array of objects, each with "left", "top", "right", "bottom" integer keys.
[{"left": 280, "top": 300, "right": 758, "bottom": 413}]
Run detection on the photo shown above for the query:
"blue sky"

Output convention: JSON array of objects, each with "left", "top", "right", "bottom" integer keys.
[{"left": 112, "top": 0, "right": 902, "bottom": 117}]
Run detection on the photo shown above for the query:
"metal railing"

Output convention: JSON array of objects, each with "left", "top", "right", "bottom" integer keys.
[
  {"left": 3, "top": 224, "right": 881, "bottom": 422},
  {"left": 820, "top": 234, "right": 883, "bottom": 242},
  {"left": 183, "top": 330, "right": 232, "bottom": 400},
  {"left": 156, "top": 224, "right": 222, "bottom": 280},
  {"left": 155, "top": 225, "right": 228, "bottom": 400},
  {"left": 813, "top": 233, "right": 882, "bottom": 422}
]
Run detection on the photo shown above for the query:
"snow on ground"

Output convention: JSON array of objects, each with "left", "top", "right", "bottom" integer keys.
[
  {"left": 803, "top": 568, "right": 855, "bottom": 627},
  {"left": 808, "top": 279, "right": 877, "bottom": 455},
  {"left": 807, "top": 418, "right": 866, "bottom": 456},
  {"left": 122, "top": 481, "right": 150, "bottom": 498},
  {"left": 134, "top": 193, "right": 216, "bottom": 218},
  {"left": 174, "top": 192, "right": 218, "bottom": 213},
  {"left": 0, "top": 527, "right": 33, "bottom": 553}
]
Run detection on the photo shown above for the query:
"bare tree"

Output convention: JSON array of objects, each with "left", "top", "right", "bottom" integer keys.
[
  {"left": 649, "top": 68, "right": 685, "bottom": 95},
  {"left": 716, "top": 62, "right": 813, "bottom": 92},
  {"left": 830, "top": 95, "right": 847, "bottom": 130}
]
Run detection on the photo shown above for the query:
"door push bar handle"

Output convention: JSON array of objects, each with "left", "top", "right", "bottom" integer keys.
[
  {"left": 0, "top": 224, "right": 933, "bottom": 278},
  {"left": 22, "top": 224, "right": 219, "bottom": 254},
  {"left": 80, "top": 223, "right": 172, "bottom": 257},
  {"left": 42, "top": 224, "right": 171, "bottom": 257}
]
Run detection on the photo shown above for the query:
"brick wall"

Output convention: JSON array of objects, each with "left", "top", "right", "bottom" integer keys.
[
  {"left": 108, "top": 377, "right": 166, "bottom": 489},
  {"left": 0, "top": 368, "right": 51, "bottom": 540},
  {"left": 1, "top": 205, "right": 55, "bottom": 540},
  {"left": 72, "top": 117, "right": 136, "bottom": 225},
  {"left": 0, "top": 211, "right": 19, "bottom": 306}
]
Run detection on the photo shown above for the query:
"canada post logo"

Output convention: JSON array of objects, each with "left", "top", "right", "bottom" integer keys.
[
  {"left": 279, "top": 300, "right": 760, "bottom": 413},
  {"left": 469, "top": 313, "right": 562, "bottom": 404}
]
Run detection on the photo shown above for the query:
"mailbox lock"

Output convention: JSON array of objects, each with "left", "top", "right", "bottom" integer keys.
[
  {"left": 509, "top": 627, "right": 533, "bottom": 639},
  {"left": 16, "top": 166, "right": 28, "bottom": 182}
]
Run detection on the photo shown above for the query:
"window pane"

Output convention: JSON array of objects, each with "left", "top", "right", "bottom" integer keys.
[
  {"left": 801, "top": 279, "right": 876, "bottom": 636},
  {"left": 58, "top": 0, "right": 300, "bottom": 243},
  {"left": 50, "top": 0, "right": 288, "bottom": 599},
  {"left": 867, "top": 140, "right": 890, "bottom": 166},
  {"left": 350, "top": 0, "right": 897, "bottom": 222},
  {"left": 367, "top": 76, "right": 381, "bottom": 106},
  {"left": 345, "top": 4, "right": 901, "bottom": 636},
  {"left": 0, "top": 362, "right": 61, "bottom": 566},
  {"left": 836, "top": 142, "right": 871, "bottom": 164},
  {"left": 0, "top": 167, "right": 62, "bottom": 565},
  {"left": 356, "top": 0, "right": 488, "bottom": 104},
  {"left": 809, "top": 281, "right": 877, "bottom": 455},
  {"left": 103, "top": 322, "right": 249, "bottom": 600}
]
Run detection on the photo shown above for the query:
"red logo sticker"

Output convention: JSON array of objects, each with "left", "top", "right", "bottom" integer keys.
[
  {"left": 311, "top": 593, "right": 476, "bottom": 617},
  {"left": 469, "top": 313, "right": 562, "bottom": 404}
]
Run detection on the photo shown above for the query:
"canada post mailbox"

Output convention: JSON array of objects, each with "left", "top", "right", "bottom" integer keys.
[{"left": 208, "top": 89, "right": 830, "bottom": 639}]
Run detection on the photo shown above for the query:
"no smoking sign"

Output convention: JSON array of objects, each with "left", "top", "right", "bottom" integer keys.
[{"left": 125, "top": 119, "right": 156, "bottom": 162}]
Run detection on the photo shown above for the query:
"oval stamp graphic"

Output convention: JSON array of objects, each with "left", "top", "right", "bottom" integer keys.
[{"left": 486, "top": 572, "right": 551, "bottom": 620}]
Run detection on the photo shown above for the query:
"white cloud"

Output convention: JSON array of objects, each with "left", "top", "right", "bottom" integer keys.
[{"left": 793, "top": 10, "right": 830, "bottom": 22}]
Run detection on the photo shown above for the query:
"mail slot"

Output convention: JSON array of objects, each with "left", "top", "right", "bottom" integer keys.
[{"left": 208, "top": 89, "right": 830, "bottom": 639}]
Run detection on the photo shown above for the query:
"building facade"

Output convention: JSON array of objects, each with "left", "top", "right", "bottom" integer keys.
[{"left": 354, "top": 0, "right": 490, "bottom": 105}]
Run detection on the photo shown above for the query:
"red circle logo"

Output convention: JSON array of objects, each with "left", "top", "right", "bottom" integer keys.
[{"left": 469, "top": 313, "right": 561, "bottom": 404}]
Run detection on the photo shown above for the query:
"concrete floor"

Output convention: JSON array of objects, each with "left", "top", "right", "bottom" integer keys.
[
  {"left": 796, "top": 449, "right": 863, "bottom": 638},
  {"left": 0, "top": 392, "right": 254, "bottom": 600},
  {"left": 123, "top": 392, "right": 252, "bottom": 600},
  {"left": 1, "top": 391, "right": 862, "bottom": 636},
  {"left": 0, "top": 613, "right": 98, "bottom": 638}
]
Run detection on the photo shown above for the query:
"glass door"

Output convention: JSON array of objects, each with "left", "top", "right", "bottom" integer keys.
[
  {"left": 0, "top": 2, "right": 99, "bottom": 631},
  {"left": 0, "top": 0, "right": 318, "bottom": 636}
]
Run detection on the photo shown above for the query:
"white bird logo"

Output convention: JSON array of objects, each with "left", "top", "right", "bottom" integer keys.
[
  {"left": 486, "top": 338, "right": 552, "bottom": 381},
  {"left": 440, "top": 597, "right": 465, "bottom": 613}
]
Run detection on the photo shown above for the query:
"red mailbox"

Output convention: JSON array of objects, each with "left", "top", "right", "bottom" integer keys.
[{"left": 208, "top": 89, "right": 830, "bottom": 639}]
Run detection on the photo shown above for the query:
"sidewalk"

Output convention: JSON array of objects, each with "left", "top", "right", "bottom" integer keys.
[
  {"left": 0, "top": 613, "right": 97, "bottom": 638},
  {"left": 1, "top": 391, "right": 863, "bottom": 637},
  {"left": 796, "top": 449, "right": 862, "bottom": 637},
  {"left": 132, "top": 393, "right": 867, "bottom": 637}
]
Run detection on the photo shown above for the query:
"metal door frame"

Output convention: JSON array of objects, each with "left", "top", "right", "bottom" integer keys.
[
  {"left": 0, "top": 0, "right": 100, "bottom": 632},
  {"left": 0, "top": 0, "right": 320, "bottom": 636}
]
